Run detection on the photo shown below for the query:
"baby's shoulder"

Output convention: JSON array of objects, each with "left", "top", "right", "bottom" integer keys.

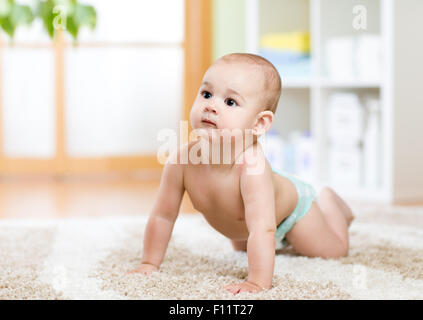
[
  {"left": 165, "top": 141, "right": 193, "bottom": 165},
  {"left": 238, "top": 142, "right": 266, "bottom": 164},
  {"left": 237, "top": 143, "right": 270, "bottom": 176}
]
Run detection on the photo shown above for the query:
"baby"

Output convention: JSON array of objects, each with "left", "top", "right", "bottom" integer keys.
[{"left": 129, "top": 53, "right": 354, "bottom": 294}]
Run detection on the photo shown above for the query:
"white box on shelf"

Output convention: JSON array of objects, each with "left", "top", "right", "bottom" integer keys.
[
  {"left": 329, "top": 147, "right": 363, "bottom": 187},
  {"left": 356, "top": 34, "right": 381, "bottom": 81},
  {"left": 326, "top": 35, "right": 381, "bottom": 82},
  {"left": 326, "top": 37, "right": 355, "bottom": 80},
  {"left": 328, "top": 92, "right": 364, "bottom": 145}
]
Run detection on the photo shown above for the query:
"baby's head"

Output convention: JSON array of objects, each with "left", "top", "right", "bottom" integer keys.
[{"left": 190, "top": 53, "right": 282, "bottom": 137}]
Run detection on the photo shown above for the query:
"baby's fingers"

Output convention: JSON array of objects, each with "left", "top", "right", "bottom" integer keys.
[
  {"left": 126, "top": 264, "right": 158, "bottom": 275},
  {"left": 223, "top": 283, "right": 241, "bottom": 295},
  {"left": 224, "top": 281, "right": 263, "bottom": 295},
  {"left": 126, "top": 269, "right": 149, "bottom": 275}
]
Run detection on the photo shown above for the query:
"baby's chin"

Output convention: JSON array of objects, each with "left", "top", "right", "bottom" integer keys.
[
  {"left": 192, "top": 126, "right": 253, "bottom": 144},
  {"left": 192, "top": 127, "right": 220, "bottom": 140},
  {"left": 191, "top": 122, "right": 217, "bottom": 133}
]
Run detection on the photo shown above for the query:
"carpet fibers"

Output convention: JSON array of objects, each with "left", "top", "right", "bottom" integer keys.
[{"left": 1, "top": 205, "right": 422, "bottom": 300}]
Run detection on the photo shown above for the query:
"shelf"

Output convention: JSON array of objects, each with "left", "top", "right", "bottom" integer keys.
[
  {"left": 246, "top": 0, "right": 395, "bottom": 202},
  {"left": 318, "top": 78, "right": 381, "bottom": 88},
  {"left": 282, "top": 78, "right": 312, "bottom": 88},
  {"left": 281, "top": 78, "right": 382, "bottom": 89}
]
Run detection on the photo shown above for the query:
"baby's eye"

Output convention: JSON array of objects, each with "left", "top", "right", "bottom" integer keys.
[
  {"left": 201, "top": 91, "right": 212, "bottom": 99},
  {"left": 225, "top": 98, "right": 238, "bottom": 107}
]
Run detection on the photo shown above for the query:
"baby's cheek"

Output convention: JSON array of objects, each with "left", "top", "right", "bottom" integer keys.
[
  {"left": 189, "top": 109, "right": 200, "bottom": 127},
  {"left": 224, "top": 119, "right": 243, "bottom": 131}
]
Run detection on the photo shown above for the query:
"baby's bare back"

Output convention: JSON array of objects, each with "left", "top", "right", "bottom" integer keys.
[{"left": 183, "top": 157, "right": 298, "bottom": 241}]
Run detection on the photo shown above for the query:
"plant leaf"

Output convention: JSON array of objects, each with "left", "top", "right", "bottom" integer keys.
[
  {"left": 36, "top": 0, "right": 56, "bottom": 38},
  {"left": 10, "top": 4, "right": 34, "bottom": 26},
  {"left": 0, "top": 0, "right": 12, "bottom": 17},
  {"left": 74, "top": 3, "right": 96, "bottom": 29},
  {"left": 3, "top": 0, "right": 97, "bottom": 41},
  {"left": 0, "top": 15, "right": 14, "bottom": 37},
  {"left": 66, "top": 14, "right": 78, "bottom": 39}
]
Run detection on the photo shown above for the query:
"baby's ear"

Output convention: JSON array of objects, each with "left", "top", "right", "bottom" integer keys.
[{"left": 253, "top": 111, "right": 274, "bottom": 136}]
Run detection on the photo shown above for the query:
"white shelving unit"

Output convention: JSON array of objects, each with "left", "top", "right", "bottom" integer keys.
[{"left": 246, "top": 0, "right": 423, "bottom": 203}]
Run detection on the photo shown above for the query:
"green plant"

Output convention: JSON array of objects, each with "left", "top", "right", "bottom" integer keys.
[
  {"left": 37, "top": 0, "right": 96, "bottom": 41},
  {"left": 0, "top": 0, "right": 35, "bottom": 38},
  {"left": 0, "top": 0, "right": 96, "bottom": 41}
]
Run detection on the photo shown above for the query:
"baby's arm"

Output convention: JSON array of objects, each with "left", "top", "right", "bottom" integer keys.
[
  {"left": 129, "top": 150, "right": 185, "bottom": 274},
  {"left": 225, "top": 150, "right": 276, "bottom": 293}
]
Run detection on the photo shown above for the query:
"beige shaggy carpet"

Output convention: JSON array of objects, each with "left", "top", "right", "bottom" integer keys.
[{"left": 1, "top": 205, "right": 422, "bottom": 300}]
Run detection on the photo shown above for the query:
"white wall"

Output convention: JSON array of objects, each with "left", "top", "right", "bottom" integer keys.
[{"left": 392, "top": 0, "right": 423, "bottom": 202}]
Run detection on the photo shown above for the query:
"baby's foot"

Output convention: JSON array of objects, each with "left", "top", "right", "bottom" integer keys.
[
  {"left": 331, "top": 189, "right": 355, "bottom": 226},
  {"left": 322, "top": 187, "right": 355, "bottom": 226}
]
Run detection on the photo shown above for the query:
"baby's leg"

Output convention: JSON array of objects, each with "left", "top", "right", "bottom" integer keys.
[{"left": 285, "top": 187, "right": 354, "bottom": 258}]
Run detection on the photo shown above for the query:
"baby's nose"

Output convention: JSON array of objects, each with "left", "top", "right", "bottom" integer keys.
[{"left": 204, "top": 104, "right": 218, "bottom": 114}]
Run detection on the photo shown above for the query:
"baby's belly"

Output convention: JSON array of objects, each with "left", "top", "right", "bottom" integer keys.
[
  {"left": 200, "top": 211, "right": 250, "bottom": 240},
  {"left": 188, "top": 190, "right": 248, "bottom": 239}
]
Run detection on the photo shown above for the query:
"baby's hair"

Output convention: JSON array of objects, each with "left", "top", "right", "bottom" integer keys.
[{"left": 218, "top": 53, "right": 282, "bottom": 113}]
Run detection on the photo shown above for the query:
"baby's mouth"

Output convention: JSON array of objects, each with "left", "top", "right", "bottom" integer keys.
[{"left": 201, "top": 119, "right": 217, "bottom": 127}]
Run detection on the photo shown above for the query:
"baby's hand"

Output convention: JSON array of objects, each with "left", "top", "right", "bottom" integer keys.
[
  {"left": 127, "top": 263, "right": 159, "bottom": 275},
  {"left": 224, "top": 281, "right": 264, "bottom": 295}
]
